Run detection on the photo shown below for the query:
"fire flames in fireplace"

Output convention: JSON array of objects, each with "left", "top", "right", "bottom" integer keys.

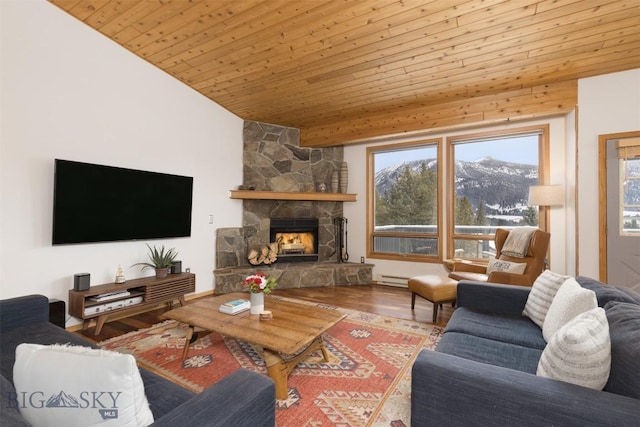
[
  {"left": 270, "top": 218, "right": 319, "bottom": 262},
  {"left": 275, "top": 232, "right": 315, "bottom": 254}
]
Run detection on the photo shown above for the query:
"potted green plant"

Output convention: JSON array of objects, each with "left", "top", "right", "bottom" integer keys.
[{"left": 133, "top": 244, "right": 178, "bottom": 279}]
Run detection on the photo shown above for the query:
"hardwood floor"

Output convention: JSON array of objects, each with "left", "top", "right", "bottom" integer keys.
[{"left": 74, "top": 284, "right": 453, "bottom": 343}]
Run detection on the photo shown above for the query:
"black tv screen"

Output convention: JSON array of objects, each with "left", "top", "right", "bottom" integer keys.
[{"left": 52, "top": 159, "right": 193, "bottom": 245}]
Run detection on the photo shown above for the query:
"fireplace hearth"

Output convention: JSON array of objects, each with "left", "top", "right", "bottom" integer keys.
[{"left": 270, "top": 218, "right": 319, "bottom": 263}]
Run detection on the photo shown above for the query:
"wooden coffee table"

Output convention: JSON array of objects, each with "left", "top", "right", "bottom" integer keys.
[{"left": 163, "top": 292, "right": 346, "bottom": 399}]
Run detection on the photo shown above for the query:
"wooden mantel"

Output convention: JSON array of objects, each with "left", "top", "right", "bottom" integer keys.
[{"left": 229, "top": 190, "right": 357, "bottom": 202}]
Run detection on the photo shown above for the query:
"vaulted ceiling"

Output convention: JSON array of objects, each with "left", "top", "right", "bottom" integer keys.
[{"left": 50, "top": 0, "right": 640, "bottom": 146}]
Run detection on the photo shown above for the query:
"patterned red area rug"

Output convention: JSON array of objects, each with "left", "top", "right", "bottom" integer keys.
[{"left": 99, "top": 299, "right": 442, "bottom": 427}]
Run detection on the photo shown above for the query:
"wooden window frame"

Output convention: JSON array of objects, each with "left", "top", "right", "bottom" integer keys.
[
  {"left": 366, "top": 138, "right": 443, "bottom": 263},
  {"left": 446, "top": 125, "right": 550, "bottom": 260}
]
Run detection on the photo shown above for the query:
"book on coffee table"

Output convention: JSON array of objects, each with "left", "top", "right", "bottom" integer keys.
[{"left": 218, "top": 298, "right": 250, "bottom": 315}]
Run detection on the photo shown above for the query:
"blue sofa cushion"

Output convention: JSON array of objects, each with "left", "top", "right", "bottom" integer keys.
[
  {"left": 604, "top": 301, "right": 640, "bottom": 399},
  {"left": 576, "top": 276, "right": 640, "bottom": 306},
  {"left": 0, "top": 323, "right": 94, "bottom": 383},
  {"left": 152, "top": 370, "right": 276, "bottom": 427},
  {"left": 1, "top": 375, "right": 31, "bottom": 427},
  {"left": 0, "top": 295, "right": 49, "bottom": 333},
  {"left": 436, "top": 331, "right": 543, "bottom": 374},
  {"left": 139, "top": 369, "right": 195, "bottom": 420},
  {"left": 445, "top": 307, "right": 547, "bottom": 350}
]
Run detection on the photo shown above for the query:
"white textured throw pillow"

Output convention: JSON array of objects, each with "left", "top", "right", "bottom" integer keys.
[
  {"left": 13, "top": 343, "right": 154, "bottom": 427},
  {"left": 522, "top": 270, "right": 569, "bottom": 328},
  {"left": 537, "top": 307, "right": 611, "bottom": 390},
  {"left": 486, "top": 258, "right": 527, "bottom": 275},
  {"left": 542, "top": 277, "right": 597, "bottom": 342}
]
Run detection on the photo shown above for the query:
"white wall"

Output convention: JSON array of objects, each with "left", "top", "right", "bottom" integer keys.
[
  {"left": 0, "top": 1, "right": 244, "bottom": 322},
  {"left": 343, "top": 116, "right": 571, "bottom": 281},
  {"left": 577, "top": 69, "right": 640, "bottom": 279}
]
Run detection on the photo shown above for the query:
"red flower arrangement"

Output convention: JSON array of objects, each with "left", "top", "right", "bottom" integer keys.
[{"left": 243, "top": 272, "right": 278, "bottom": 294}]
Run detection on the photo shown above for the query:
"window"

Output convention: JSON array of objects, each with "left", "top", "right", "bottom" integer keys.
[
  {"left": 367, "top": 140, "right": 442, "bottom": 262},
  {"left": 447, "top": 126, "right": 549, "bottom": 259},
  {"left": 617, "top": 138, "right": 640, "bottom": 235},
  {"left": 366, "top": 126, "right": 549, "bottom": 262}
]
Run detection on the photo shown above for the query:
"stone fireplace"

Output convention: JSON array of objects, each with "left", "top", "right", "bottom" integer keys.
[{"left": 213, "top": 121, "right": 373, "bottom": 293}]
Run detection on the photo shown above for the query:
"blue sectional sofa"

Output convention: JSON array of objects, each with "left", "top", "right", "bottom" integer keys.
[
  {"left": 0, "top": 295, "right": 276, "bottom": 426},
  {"left": 411, "top": 277, "right": 640, "bottom": 426}
]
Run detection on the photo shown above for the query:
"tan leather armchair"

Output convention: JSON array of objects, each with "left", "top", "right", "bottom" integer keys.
[{"left": 448, "top": 228, "right": 550, "bottom": 287}]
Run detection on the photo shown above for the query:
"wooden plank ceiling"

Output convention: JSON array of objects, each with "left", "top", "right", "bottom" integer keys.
[{"left": 50, "top": 0, "right": 640, "bottom": 147}]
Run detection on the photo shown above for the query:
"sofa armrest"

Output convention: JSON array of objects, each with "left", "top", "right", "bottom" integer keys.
[
  {"left": 411, "top": 350, "right": 639, "bottom": 427},
  {"left": 456, "top": 281, "right": 530, "bottom": 315},
  {"left": 151, "top": 369, "right": 275, "bottom": 427},
  {"left": 0, "top": 295, "right": 49, "bottom": 333}
]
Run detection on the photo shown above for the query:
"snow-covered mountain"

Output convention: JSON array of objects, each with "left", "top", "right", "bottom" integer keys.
[
  {"left": 375, "top": 156, "right": 640, "bottom": 226},
  {"left": 375, "top": 157, "right": 538, "bottom": 216}
]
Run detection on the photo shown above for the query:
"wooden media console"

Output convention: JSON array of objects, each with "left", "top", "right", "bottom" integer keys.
[{"left": 69, "top": 272, "right": 195, "bottom": 335}]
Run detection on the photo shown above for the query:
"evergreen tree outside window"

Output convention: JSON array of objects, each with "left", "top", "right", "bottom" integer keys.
[
  {"left": 367, "top": 140, "right": 441, "bottom": 262},
  {"left": 448, "top": 128, "right": 548, "bottom": 260}
]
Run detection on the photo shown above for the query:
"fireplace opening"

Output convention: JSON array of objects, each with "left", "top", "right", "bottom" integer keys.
[{"left": 270, "top": 218, "right": 319, "bottom": 263}]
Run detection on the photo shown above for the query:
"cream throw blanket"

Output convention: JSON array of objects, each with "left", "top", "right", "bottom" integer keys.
[{"left": 501, "top": 227, "right": 537, "bottom": 258}]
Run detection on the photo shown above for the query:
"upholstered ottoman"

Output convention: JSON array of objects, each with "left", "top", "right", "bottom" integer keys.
[{"left": 408, "top": 275, "right": 458, "bottom": 323}]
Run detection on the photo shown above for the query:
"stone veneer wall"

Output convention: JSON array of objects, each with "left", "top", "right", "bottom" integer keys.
[
  {"left": 218, "top": 121, "right": 345, "bottom": 268},
  {"left": 214, "top": 121, "right": 372, "bottom": 292},
  {"left": 242, "top": 121, "right": 345, "bottom": 262}
]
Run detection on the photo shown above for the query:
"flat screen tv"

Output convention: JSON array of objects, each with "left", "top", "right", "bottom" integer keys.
[{"left": 52, "top": 159, "right": 193, "bottom": 245}]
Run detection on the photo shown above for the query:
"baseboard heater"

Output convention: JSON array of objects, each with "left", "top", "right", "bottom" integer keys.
[{"left": 376, "top": 274, "right": 409, "bottom": 288}]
